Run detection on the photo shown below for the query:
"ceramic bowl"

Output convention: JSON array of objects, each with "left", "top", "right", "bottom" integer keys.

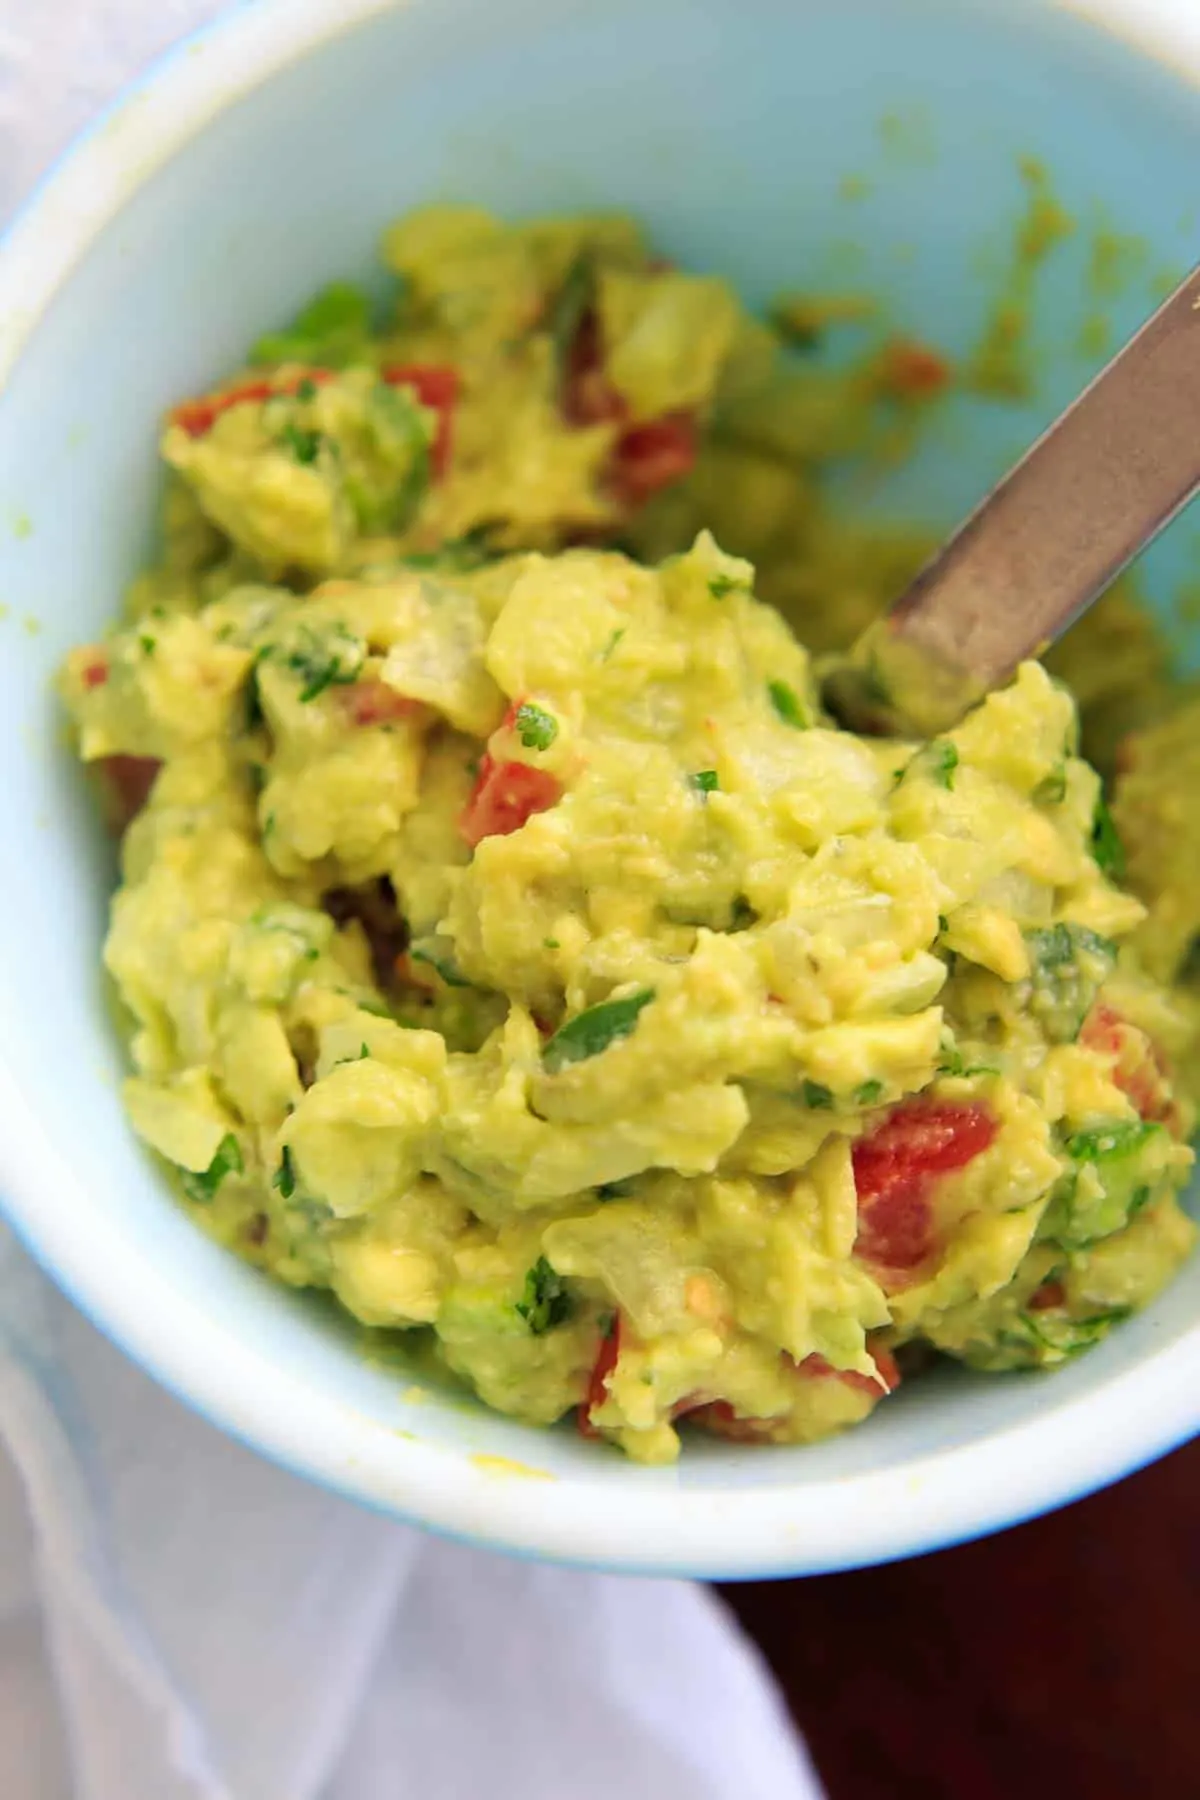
[{"left": 0, "top": 0, "right": 1197, "bottom": 1576}]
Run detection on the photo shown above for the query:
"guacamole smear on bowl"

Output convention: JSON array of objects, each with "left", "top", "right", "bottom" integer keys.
[{"left": 61, "top": 207, "right": 1198, "bottom": 1463}]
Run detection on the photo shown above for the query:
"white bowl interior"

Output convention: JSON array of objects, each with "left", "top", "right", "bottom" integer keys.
[{"left": 0, "top": 0, "right": 1197, "bottom": 1575}]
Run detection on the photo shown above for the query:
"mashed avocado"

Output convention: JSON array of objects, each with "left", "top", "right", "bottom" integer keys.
[{"left": 60, "top": 207, "right": 1198, "bottom": 1462}]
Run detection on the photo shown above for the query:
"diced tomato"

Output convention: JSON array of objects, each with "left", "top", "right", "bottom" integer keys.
[
  {"left": 852, "top": 1100, "right": 998, "bottom": 1277},
  {"left": 382, "top": 363, "right": 460, "bottom": 477},
  {"left": 1028, "top": 1278, "right": 1066, "bottom": 1312},
  {"left": 81, "top": 656, "right": 109, "bottom": 691},
  {"left": 797, "top": 1346, "right": 902, "bottom": 1398},
  {"left": 879, "top": 338, "right": 953, "bottom": 400},
  {"left": 170, "top": 380, "right": 275, "bottom": 438},
  {"left": 1080, "top": 1004, "right": 1179, "bottom": 1132},
  {"left": 341, "top": 679, "right": 423, "bottom": 727},
  {"left": 561, "top": 310, "right": 628, "bottom": 427},
  {"left": 170, "top": 368, "right": 336, "bottom": 438},
  {"left": 578, "top": 1315, "right": 623, "bottom": 1439},
  {"left": 97, "top": 754, "right": 161, "bottom": 834},
  {"left": 611, "top": 414, "right": 698, "bottom": 505},
  {"left": 459, "top": 755, "right": 561, "bottom": 848},
  {"left": 560, "top": 310, "right": 697, "bottom": 505}
]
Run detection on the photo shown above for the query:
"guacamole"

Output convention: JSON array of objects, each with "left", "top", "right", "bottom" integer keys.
[{"left": 60, "top": 207, "right": 1198, "bottom": 1462}]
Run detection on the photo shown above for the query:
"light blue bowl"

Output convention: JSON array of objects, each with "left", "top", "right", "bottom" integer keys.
[{"left": 0, "top": 0, "right": 1197, "bottom": 1578}]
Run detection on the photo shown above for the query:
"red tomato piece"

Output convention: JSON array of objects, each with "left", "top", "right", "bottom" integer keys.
[
  {"left": 98, "top": 754, "right": 161, "bottom": 834},
  {"left": 578, "top": 1315, "right": 623, "bottom": 1440},
  {"left": 1028, "top": 1279, "right": 1066, "bottom": 1312},
  {"left": 611, "top": 414, "right": 698, "bottom": 505},
  {"left": 170, "top": 379, "right": 276, "bottom": 438},
  {"left": 852, "top": 1100, "right": 998, "bottom": 1276},
  {"left": 879, "top": 338, "right": 953, "bottom": 400},
  {"left": 1080, "top": 1004, "right": 1179, "bottom": 1131},
  {"left": 170, "top": 369, "right": 336, "bottom": 438},
  {"left": 458, "top": 755, "right": 561, "bottom": 848},
  {"left": 341, "top": 680, "right": 423, "bottom": 727},
  {"left": 382, "top": 364, "right": 460, "bottom": 478},
  {"left": 81, "top": 656, "right": 109, "bottom": 691}
]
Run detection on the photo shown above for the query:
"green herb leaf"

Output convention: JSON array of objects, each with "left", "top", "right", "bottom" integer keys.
[
  {"left": 251, "top": 280, "right": 373, "bottom": 369},
  {"left": 601, "top": 627, "right": 626, "bottom": 661},
  {"left": 690, "top": 769, "right": 720, "bottom": 794},
  {"left": 1090, "top": 794, "right": 1126, "bottom": 881},
  {"left": 514, "top": 701, "right": 558, "bottom": 752},
  {"left": 709, "top": 574, "right": 741, "bottom": 599},
  {"left": 273, "top": 1146, "right": 296, "bottom": 1200},
  {"left": 139, "top": 634, "right": 156, "bottom": 656},
  {"left": 182, "top": 1132, "right": 243, "bottom": 1204},
  {"left": 854, "top": 1080, "right": 884, "bottom": 1107},
  {"left": 542, "top": 989, "right": 655, "bottom": 1073},
  {"left": 280, "top": 423, "right": 322, "bottom": 465},
  {"left": 515, "top": 1256, "right": 573, "bottom": 1334},
  {"left": 272, "top": 623, "right": 365, "bottom": 703},
  {"left": 930, "top": 740, "right": 958, "bottom": 789},
  {"left": 767, "top": 679, "right": 810, "bottom": 729},
  {"left": 543, "top": 937, "right": 561, "bottom": 950},
  {"left": 1066, "top": 1120, "right": 1159, "bottom": 1164},
  {"left": 802, "top": 1080, "right": 834, "bottom": 1109},
  {"left": 296, "top": 377, "right": 319, "bottom": 403}
]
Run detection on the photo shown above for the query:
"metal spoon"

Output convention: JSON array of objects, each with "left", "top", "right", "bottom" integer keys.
[{"left": 825, "top": 262, "right": 1200, "bottom": 738}]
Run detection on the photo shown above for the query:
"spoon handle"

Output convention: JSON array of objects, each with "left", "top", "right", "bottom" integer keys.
[{"left": 834, "top": 262, "right": 1200, "bottom": 737}]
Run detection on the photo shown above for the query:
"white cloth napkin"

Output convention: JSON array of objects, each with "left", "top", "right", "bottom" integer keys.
[{"left": 0, "top": 5, "right": 825, "bottom": 1796}]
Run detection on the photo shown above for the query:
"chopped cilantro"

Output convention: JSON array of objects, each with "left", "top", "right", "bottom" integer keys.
[
  {"left": 138, "top": 634, "right": 156, "bottom": 656},
  {"left": 802, "top": 1080, "right": 834, "bottom": 1109},
  {"left": 543, "top": 937, "right": 561, "bottom": 950},
  {"left": 280, "top": 423, "right": 322, "bottom": 465},
  {"left": 930, "top": 740, "right": 958, "bottom": 789},
  {"left": 542, "top": 989, "right": 655, "bottom": 1073},
  {"left": 181, "top": 1132, "right": 242, "bottom": 1204},
  {"left": 514, "top": 701, "right": 558, "bottom": 752},
  {"left": 272, "top": 1146, "right": 296, "bottom": 1200},
  {"left": 601, "top": 627, "right": 626, "bottom": 661},
  {"left": 1066, "top": 1120, "right": 1159, "bottom": 1164},
  {"left": 709, "top": 574, "right": 741, "bottom": 599},
  {"left": 296, "top": 377, "right": 318, "bottom": 402},
  {"left": 515, "top": 1256, "right": 573, "bottom": 1334},
  {"left": 691, "top": 769, "right": 720, "bottom": 794},
  {"left": 251, "top": 280, "right": 372, "bottom": 369},
  {"left": 1090, "top": 794, "right": 1125, "bottom": 881},
  {"left": 273, "top": 623, "right": 365, "bottom": 702},
  {"left": 768, "top": 679, "right": 810, "bottom": 729},
  {"left": 854, "top": 1080, "right": 885, "bottom": 1107}
]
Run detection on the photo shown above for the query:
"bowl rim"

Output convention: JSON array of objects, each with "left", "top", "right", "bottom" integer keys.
[{"left": 0, "top": 0, "right": 1198, "bottom": 1579}]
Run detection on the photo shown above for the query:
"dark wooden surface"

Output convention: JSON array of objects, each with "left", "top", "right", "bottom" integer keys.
[{"left": 721, "top": 1439, "right": 1197, "bottom": 1799}]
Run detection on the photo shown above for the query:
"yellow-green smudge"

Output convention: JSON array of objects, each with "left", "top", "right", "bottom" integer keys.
[
  {"left": 967, "top": 157, "right": 1074, "bottom": 401},
  {"left": 470, "top": 1453, "right": 554, "bottom": 1482}
]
